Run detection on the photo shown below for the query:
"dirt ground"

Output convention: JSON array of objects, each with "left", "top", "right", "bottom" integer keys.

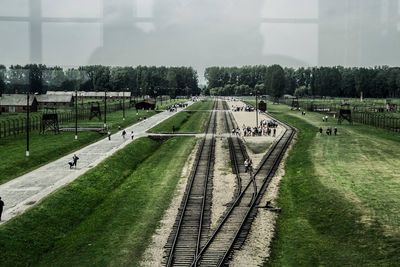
[
  {"left": 139, "top": 140, "right": 199, "bottom": 267},
  {"left": 229, "top": 135, "right": 296, "bottom": 266},
  {"left": 211, "top": 111, "right": 237, "bottom": 229}
]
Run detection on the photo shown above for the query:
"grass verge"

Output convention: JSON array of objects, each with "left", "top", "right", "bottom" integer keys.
[
  {"left": 0, "top": 109, "right": 155, "bottom": 185},
  {"left": 149, "top": 111, "right": 210, "bottom": 133},
  {"left": 185, "top": 100, "right": 215, "bottom": 111},
  {"left": 266, "top": 104, "right": 400, "bottom": 266},
  {"left": 0, "top": 136, "right": 196, "bottom": 267}
]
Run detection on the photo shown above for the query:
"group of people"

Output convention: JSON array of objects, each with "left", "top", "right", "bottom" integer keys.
[
  {"left": 108, "top": 127, "right": 134, "bottom": 141},
  {"left": 70, "top": 128, "right": 136, "bottom": 169},
  {"left": 244, "top": 158, "right": 253, "bottom": 173},
  {"left": 319, "top": 126, "right": 338, "bottom": 136},
  {"left": 322, "top": 115, "right": 329, "bottom": 122}
]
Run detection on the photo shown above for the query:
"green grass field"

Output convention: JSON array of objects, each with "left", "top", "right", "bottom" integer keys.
[
  {"left": 149, "top": 111, "right": 210, "bottom": 133},
  {"left": 0, "top": 108, "right": 156, "bottom": 185},
  {"left": 185, "top": 100, "right": 215, "bottom": 110},
  {"left": 264, "top": 103, "right": 400, "bottom": 266},
  {"left": 0, "top": 136, "right": 196, "bottom": 267}
]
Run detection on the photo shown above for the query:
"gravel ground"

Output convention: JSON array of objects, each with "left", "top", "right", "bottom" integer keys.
[
  {"left": 211, "top": 137, "right": 236, "bottom": 229},
  {"left": 229, "top": 136, "right": 296, "bottom": 267},
  {"left": 209, "top": 105, "right": 237, "bottom": 229},
  {"left": 139, "top": 140, "right": 199, "bottom": 267},
  {"left": 227, "top": 101, "right": 285, "bottom": 168}
]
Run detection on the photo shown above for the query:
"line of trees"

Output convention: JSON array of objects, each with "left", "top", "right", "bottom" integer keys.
[
  {"left": 0, "top": 64, "right": 200, "bottom": 98},
  {"left": 205, "top": 65, "right": 400, "bottom": 98}
]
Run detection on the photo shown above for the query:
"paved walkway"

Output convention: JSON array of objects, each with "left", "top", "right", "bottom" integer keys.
[{"left": 0, "top": 104, "right": 192, "bottom": 224}]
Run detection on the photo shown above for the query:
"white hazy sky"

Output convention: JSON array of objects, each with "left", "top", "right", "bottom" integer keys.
[{"left": 0, "top": 0, "right": 400, "bottom": 83}]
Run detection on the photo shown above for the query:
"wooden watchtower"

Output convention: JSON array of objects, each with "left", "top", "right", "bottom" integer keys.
[
  {"left": 338, "top": 103, "right": 352, "bottom": 124},
  {"left": 291, "top": 97, "right": 300, "bottom": 110},
  {"left": 89, "top": 102, "right": 102, "bottom": 120},
  {"left": 41, "top": 108, "right": 59, "bottom": 134}
]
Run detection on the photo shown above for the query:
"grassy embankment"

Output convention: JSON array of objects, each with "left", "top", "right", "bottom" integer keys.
[
  {"left": 0, "top": 136, "right": 196, "bottom": 267},
  {"left": 262, "top": 103, "right": 400, "bottom": 266},
  {"left": 149, "top": 100, "right": 214, "bottom": 133},
  {"left": 0, "top": 109, "right": 154, "bottom": 185},
  {"left": 0, "top": 100, "right": 185, "bottom": 185}
]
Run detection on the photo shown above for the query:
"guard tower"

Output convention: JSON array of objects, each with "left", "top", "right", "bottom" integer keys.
[
  {"left": 338, "top": 103, "right": 352, "bottom": 124},
  {"left": 41, "top": 108, "right": 59, "bottom": 134},
  {"left": 89, "top": 102, "right": 102, "bottom": 120},
  {"left": 258, "top": 100, "right": 267, "bottom": 112},
  {"left": 291, "top": 97, "right": 300, "bottom": 110}
]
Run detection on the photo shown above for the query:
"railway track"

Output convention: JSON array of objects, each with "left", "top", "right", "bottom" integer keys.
[
  {"left": 164, "top": 101, "right": 217, "bottom": 266},
  {"left": 165, "top": 99, "right": 295, "bottom": 266},
  {"left": 191, "top": 112, "right": 295, "bottom": 266}
]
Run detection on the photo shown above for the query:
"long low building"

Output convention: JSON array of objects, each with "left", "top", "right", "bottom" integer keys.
[
  {"left": 0, "top": 94, "right": 38, "bottom": 113},
  {"left": 46, "top": 91, "right": 131, "bottom": 99},
  {"left": 36, "top": 94, "right": 74, "bottom": 109}
]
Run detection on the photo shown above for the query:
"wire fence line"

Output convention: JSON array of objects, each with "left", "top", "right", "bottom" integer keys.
[
  {"left": 280, "top": 99, "right": 400, "bottom": 133},
  {"left": 0, "top": 102, "right": 127, "bottom": 138}
]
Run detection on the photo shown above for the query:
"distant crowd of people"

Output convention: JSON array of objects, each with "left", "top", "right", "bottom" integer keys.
[
  {"left": 231, "top": 119, "right": 278, "bottom": 137},
  {"left": 231, "top": 105, "right": 255, "bottom": 112},
  {"left": 319, "top": 126, "right": 338, "bottom": 136}
]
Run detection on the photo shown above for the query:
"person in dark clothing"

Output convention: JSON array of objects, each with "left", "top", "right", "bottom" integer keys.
[
  {"left": 334, "top": 127, "right": 338, "bottom": 135},
  {"left": 0, "top": 197, "right": 4, "bottom": 221},
  {"left": 319, "top": 127, "right": 323, "bottom": 134},
  {"left": 122, "top": 130, "right": 126, "bottom": 139},
  {"left": 72, "top": 154, "right": 79, "bottom": 168},
  {"left": 172, "top": 125, "right": 176, "bottom": 133}
]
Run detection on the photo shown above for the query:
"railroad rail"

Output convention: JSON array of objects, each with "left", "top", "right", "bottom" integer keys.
[
  {"left": 164, "top": 100, "right": 217, "bottom": 266},
  {"left": 191, "top": 111, "right": 295, "bottom": 266}
]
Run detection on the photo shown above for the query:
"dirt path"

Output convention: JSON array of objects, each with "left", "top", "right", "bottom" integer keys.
[
  {"left": 230, "top": 138, "right": 295, "bottom": 266},
  {"left": 211, "top": 110, "right": 237, "bottom": 229},
  {"left": 226, "top": 100, "right": 293, "bottom": 266}
]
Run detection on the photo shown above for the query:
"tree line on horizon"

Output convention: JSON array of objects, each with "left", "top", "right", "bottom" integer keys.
[
  {"left": 0, "top": 64, "right": 200, "bottom": 98},
  {"left": 205, "top": 65, "right": 400, "bottom": 99}
]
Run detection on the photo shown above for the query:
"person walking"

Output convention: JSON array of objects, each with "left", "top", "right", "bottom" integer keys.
[
  {"left": 273, "top": 128, "right": 276, "bottom": 137},
  {"left": 319, "top": 127, "right": 323, "bottom": 134},
  {"left": 72, "top": 154, "right": 79, "bottom": 169},
  {"left": 244, "top": 159, "right": 249, "bottom": 173},
  {"left": 0, "top": 197, "right": 4, "bottom": 221},
  {"left": 334, "top": 127, "right": 338, "bottom": 136},
  {"left": 122, "top": 129, "right": 126, "bottom": 139},
  {"left": 130, "top": 131, "right": 134, "bottom": 140},
  {"left": 108, "top": 131, "right": 111, "bottom": 141}
]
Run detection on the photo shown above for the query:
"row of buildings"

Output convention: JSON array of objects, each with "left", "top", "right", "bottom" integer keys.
[{"left": 0, "top": 91, "right": 131, "bottom": 113}]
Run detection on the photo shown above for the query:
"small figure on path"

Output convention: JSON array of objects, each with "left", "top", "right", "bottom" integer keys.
[
  {"left": 107, "top": 131, "right": 111, "bottom": 140},
  {"left": 72, "top": 154, "right": 79, "bottom": 169},
  {"left": 122, "top": 130, "right": 126, "bottom": 139},
  {"left": 244, "top": 159, "right": 249, "bottom": 173},
  {"left": 131, "top": 131, "right": 134, "bottom": 140},
  {"left": 334, "top": 127, "right": 338, "bottom": 136},
  {"left": 0, "top": 197, "right": 4, "bottom": 221},
  {"left": 273, "top": 128, "right": 276, "bottom": 137},
  {"left": 248, "top": 158, "right": 253, "bottom": 173},
  {"left": 319, "top": 127, "right": 323, "bottom": 134},
  {"left": 172, "top": 125, "right": 176, "bottom": 133}
]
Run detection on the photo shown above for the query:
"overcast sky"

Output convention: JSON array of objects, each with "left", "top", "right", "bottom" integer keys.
[{"left": 0, "top": 0, "right": 400, "bottom": 83}]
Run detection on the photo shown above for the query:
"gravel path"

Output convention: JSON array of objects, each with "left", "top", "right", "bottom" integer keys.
[{"left": 230, "top": 139, "right": 295, "bottom": 266}]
